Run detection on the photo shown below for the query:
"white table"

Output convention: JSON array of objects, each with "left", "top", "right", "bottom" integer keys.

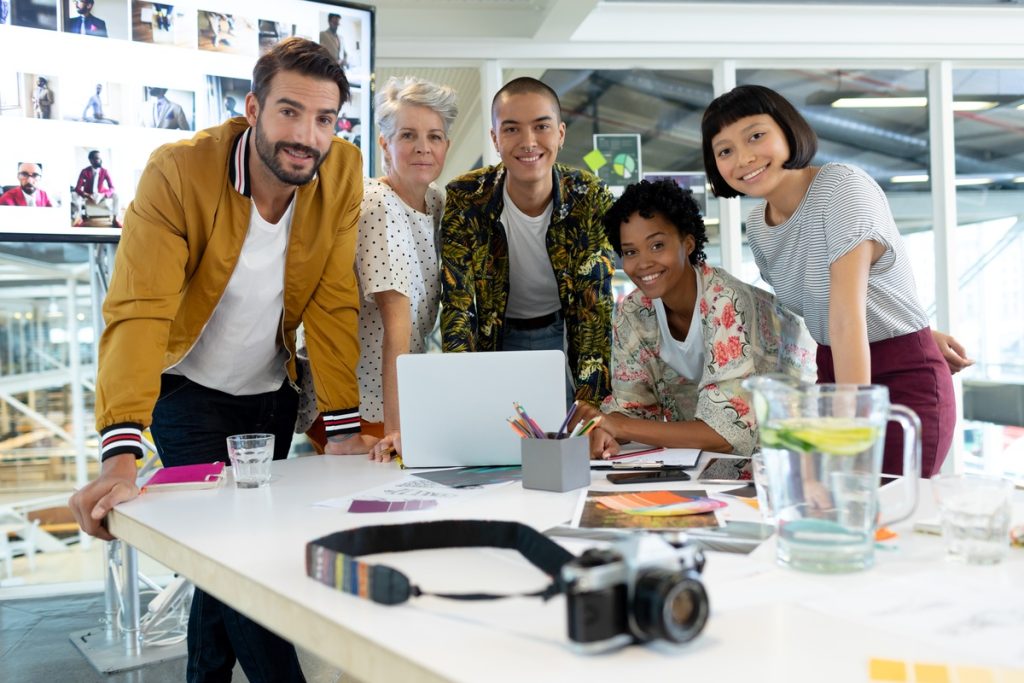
[{"left": 108, "top": 456, "right": 1024, "bottom": 683}]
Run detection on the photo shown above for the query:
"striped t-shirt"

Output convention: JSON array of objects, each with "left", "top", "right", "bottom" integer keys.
[{"left": 745, "top": 163, "right": 928, "bottom": 346}]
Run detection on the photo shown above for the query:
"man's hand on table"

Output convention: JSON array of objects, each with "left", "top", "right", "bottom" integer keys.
[{"left": 68, "top": 453, "right": 139, "bottom": 541}]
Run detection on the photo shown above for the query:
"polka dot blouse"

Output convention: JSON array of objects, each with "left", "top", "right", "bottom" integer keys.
[{"left": 355, "top": 178, "right": 443, "bottom": 423}]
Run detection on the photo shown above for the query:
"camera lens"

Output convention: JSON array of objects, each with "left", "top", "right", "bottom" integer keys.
[{"left": 632, "top": 569, "right": 709, "bottom": 644}]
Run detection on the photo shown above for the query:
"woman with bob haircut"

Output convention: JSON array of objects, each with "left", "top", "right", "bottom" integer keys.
[
  {"left": 701, "top": 84, "right": 967, "bottom": 476},
  {"left": 581, "top": 179, "right": 813, "bottom": 459},
  {"left": 300, "top": 76, "right": 458, "bottom": 461}
]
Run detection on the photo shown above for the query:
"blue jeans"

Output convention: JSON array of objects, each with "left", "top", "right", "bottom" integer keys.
[
  {"left": 501, "top": 312, "right": 575, "bottom": 407},
  {"left": 151, "top": 374, "right": 304, "bottom": 683}
]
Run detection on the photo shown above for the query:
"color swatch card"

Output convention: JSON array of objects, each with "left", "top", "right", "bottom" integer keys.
[
  {"left": 572, "top": 489, "right": 724, "bottom": 530},
  {"left": 313, "top": 475, "right": 493, "bottom": 512},
  {"left": 348, "top": 499, "right": 438, "bottom": 514}
]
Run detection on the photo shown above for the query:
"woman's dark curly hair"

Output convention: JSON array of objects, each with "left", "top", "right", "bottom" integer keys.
[{"left": 603, "top": 179, "right": 708, "bottom": 265}]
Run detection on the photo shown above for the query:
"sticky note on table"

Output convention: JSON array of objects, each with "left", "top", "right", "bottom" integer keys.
[
  {"left": 869, "top": 658, "right": 908, "bottom": 682},
  {"left": 954, "top": 666, "right": 994, "bottom": 683},
  {"left": 913, "top": 663, "right": 950, "bottom": 683}
]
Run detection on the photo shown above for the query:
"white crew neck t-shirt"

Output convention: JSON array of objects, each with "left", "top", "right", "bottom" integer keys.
[
  {"left": 501, "top": 183, "right": 560, "bottom": 320},
  {"left": 653, "top": 268, "right": 705, "bottom": 381},
  {"left": 170, "top": 198, "right": 292, "bottom": 395}
]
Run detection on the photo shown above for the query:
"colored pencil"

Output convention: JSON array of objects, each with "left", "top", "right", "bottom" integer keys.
[
  {"left": 555, "top": 400, "right": 578, "bottom": 439},
  {"left": 514, "top": 402, "right": 546, "bottom": 438}
]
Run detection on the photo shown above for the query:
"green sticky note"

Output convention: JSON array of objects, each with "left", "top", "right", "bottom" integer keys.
[{"left": 583, "top": 148, "right": 606, "bottom": 173}]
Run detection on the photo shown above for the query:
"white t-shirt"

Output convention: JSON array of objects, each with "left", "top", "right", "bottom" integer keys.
[
  {"left": 355, "top": 178, "right": 443, "bottom": 423},
  {"left": 501, "top": 183, "right": 560, "bottom": 320},
  {"left": 653, "top": 269, "right": 705, "bottom": 381},
  {"left": 170, "top": 198, "right": 292, "bottom": 395}
]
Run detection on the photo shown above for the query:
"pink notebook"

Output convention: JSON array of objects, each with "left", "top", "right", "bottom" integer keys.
[{"left": 142, "top": 462, "right": 226, "bottom": 492}]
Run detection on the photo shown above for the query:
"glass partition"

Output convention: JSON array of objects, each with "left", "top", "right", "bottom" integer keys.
[
  {"left": 735, "top": 68, "right": 934, "bottom": 300},
  {"left": 952, "top": 68, "right": 1024, "bottom": 477}
]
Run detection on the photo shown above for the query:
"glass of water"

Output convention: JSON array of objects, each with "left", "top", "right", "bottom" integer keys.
[
  {"left": 933, "top": 474, "right": 1013, "bottom": 565},
  {"left": 226, "top": 433, "right": 275, "bottom": 489}
]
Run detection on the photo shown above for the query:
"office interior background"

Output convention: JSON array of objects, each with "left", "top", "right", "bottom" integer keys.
[{"left": 0, "top": 0, "right": 1021, "bottom": 593}]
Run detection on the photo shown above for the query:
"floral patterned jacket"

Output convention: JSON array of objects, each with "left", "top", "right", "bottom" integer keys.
[
  {"left": 602, "top": 264, "right": 815, "bottom": 455},
  {"left": 440, "top": 163, "right": 615, "bottom": 403}
]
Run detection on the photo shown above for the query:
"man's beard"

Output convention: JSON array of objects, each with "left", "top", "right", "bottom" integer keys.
[
  {"left": 254, "top": 118, "right": 326, "bottom": 187},
  {"left": 22, "top": 185, "right": 36, "bottom": 195}
]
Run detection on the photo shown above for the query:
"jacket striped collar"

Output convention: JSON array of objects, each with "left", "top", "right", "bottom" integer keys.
[{"left": 229, "top": 127, "right": 253, "bottom": 198}]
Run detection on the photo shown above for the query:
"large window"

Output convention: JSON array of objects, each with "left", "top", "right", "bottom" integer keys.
[
  {"left": 542, "top": 69, "right": 718, "bottom": 262},
  {"left": 735, "top": 69, "right": 934, "bottom": 297},
  {"left": 953, "top": 68, "right": 1024, "bottom": 476}
]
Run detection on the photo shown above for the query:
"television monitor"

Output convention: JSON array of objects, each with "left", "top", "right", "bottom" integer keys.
[{"left": 0, "top": 0, "right": 374, "bottom": 242}]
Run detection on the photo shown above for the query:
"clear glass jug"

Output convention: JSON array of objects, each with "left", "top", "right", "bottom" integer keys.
[{"left": 743, "top": 377, "right": 921, "bottom": 573}]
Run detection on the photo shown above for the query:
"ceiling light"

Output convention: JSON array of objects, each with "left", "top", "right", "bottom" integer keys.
[
  {"left": 832, "top": 97, "right": 927, "bottom": 109},
  {"left": 952, "top": 100, "right": 998, "bottom": 111},
  {"left": 830, "top": 97, "right": 1001, "bottom": 110},
  {"left": 955, "top": 177, "right": 994, "bottom": 186},
  {"left": 891, "top": 174, "right": 929, "bottom": 183},
  {"left": 1013, "top": 177, "right": 1024, "bottom": 183}
]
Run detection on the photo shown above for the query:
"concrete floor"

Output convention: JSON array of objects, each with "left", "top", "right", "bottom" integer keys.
[{"left": 0, "top": 592, "right": 344, "bottom": 682}]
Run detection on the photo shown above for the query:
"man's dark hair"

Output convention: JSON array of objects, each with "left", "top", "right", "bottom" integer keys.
[
  {"left": 252, "top": 36, "right": 349, "bottom": 110},
  {"left": 491, "top": 77, "right": 561, "bottom": 126},
  {"left": 327, "top": 13, "right": 340, "bottom": 21},
  {"left": 701, "top": 84, "right": 817, "bottom": 199},
  {"left": 603, "top": 179, "right": 708, "bottom": 265},
  {"left": 88, "top": 150, "right": 100, "bottom": 161}
]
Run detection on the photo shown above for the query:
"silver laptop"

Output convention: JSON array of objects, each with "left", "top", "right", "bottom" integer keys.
[{"left": 397, "top": 350, "right": 567, "bottom": 467}]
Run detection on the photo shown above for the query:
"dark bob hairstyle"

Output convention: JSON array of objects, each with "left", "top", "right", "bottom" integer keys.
[
  {"left": 603, "top": 179, "right": 708, "bottom": 266},
  {"left": 701, "top": 84, "right": 817, "bottom": 199}
]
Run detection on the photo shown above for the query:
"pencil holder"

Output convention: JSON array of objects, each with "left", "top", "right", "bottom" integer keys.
[{"left": 521, "top": 433, "right": 590, "bottom": 493}]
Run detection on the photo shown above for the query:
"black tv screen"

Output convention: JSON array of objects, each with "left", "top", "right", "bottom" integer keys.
[{"left": 0, "top": 0, "right": 374, "bottom": 242}]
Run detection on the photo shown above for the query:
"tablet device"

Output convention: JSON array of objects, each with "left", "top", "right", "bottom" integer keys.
[{"left": 696, "top": 456, "right": 753, "bottom": 483}]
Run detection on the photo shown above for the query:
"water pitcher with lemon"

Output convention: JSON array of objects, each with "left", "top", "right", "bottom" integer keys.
[{"left": 743, "top": 377, "right": 921, "bottom": 572}]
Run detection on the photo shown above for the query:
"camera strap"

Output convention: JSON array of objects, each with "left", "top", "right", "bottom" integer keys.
[{"left": 306, "top": 520, "right": 575, "bottom": 606}]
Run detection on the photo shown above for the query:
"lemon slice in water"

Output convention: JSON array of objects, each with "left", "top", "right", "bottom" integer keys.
[{"left": 764, "top": 421, "right": 878, "bottom": 456}]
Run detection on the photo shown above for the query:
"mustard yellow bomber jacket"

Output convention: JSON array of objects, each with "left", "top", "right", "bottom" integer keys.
[{"left": 95, "top": 119, "right": 363, "bottom": 460}]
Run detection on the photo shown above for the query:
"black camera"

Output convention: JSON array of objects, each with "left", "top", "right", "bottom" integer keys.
[{"left": 561, "top": 533, "right": 709, "bottom": 653}]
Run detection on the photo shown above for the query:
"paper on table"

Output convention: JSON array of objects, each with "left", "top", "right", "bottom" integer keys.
[
  {"left": 590, "top": 447, "right": 701, "bottom": 469},
  {"left": 312, "top": 475, "right": 513, "bottom": 511},
  {"left": 799, "top": 571, "right": 1024, "bottom": 667}
]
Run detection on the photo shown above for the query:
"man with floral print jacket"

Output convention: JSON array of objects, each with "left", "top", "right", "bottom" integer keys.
[{"left": 440, "top": 78, "right": 614, "bottom": 404}]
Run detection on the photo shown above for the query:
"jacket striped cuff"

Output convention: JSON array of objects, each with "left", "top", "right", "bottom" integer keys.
[
  {"left": 323, "top": 408, "right": 360, "bottom": 438},
  {"left": 100, "top": 423, "right": 145, "bottom": 461}
]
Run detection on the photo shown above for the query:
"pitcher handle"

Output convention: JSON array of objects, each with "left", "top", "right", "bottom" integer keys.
[{"left": 880, "top": 403, "right": 921, "bottom": 526}]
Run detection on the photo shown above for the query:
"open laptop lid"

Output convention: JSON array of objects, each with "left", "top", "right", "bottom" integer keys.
[{"left": 397, "top": 350, "right": 567, "bottom": 467}]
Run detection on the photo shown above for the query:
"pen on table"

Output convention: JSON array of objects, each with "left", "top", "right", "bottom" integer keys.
[
  {"left": 606, "top": 446, "right": 667, "bottom": 460},
  {"left": 514, "top": 402, "right": 546, "bottom": 438},
  {"left": 555, "top": 400, "right": 579, "bottom": 439},
  {"left": 591, "top": 462, "right": 680, "bottom": 471}
]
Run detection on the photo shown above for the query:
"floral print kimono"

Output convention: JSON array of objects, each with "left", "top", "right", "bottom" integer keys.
[{"left": 602, "top": 264, "right": 815, "bottom": 455}]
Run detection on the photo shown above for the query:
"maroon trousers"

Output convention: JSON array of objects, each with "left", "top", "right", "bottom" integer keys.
[{"left": 816, "top": 327, "right": 955, "bottom": 478}]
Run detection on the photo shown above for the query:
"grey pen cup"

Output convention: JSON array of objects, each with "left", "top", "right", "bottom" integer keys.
[{"left": 521, "top": 433, "right": 591, "bottom": 492}]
